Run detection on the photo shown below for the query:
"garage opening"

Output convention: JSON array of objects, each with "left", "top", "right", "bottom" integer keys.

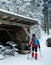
[
  {"left": 0, "top": 25, "right": 29, "bottom": 51},
  {"left": 0, "top": 30, "right": 13, "bottom": 45}
]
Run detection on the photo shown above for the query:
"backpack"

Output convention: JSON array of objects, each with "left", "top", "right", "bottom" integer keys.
[{"left": 33, "top": 38, "right": 39, "bottom": 46}]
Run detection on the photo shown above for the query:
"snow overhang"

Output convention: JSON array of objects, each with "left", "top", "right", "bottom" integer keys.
[{"left": 0, "top": 9, "right": 38, "bottom": 27}]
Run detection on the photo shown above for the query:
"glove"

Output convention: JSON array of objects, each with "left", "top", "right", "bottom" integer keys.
[{"left": 39, "top": 45, "right": 40, "bottom": 49}]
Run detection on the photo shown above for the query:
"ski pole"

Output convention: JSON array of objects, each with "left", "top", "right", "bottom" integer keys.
[
  {"left": 27, "top": 44, "right": 32, "bottom": 60},
  {"left": 39, "top": 49, "right": 42, "bottom": 58},
  {"left": 27, "top": 46, "right": 31, "bottom": 60},
  {"left": 30, "top": 44, "right": 33, "bottom": 60},
  {"left": 27, "top": 52, "right": 30, "bottom": 60}
]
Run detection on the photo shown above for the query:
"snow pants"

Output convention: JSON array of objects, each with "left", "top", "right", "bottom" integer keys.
[{"left": 32, "top": 47, "right": 38, "bottom": 60}]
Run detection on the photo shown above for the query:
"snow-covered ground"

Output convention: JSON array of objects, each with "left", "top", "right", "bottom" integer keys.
[
  {"left": 49, "top": 29, "right": 51, "bottom": 35},
  {"left": 0, "top": 31, "right": 51, "bottom": 65}
]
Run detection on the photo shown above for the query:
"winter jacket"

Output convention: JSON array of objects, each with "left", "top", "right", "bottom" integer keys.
[{"left": 29, "top": 37, "right": 40, "bottom": 48}]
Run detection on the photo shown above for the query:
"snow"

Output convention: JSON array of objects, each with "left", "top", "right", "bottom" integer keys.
[
  {"left": 0, "top": 30, "right": 51, "bottom": 65},
  {"left": 23, "top": 0, "right": 31, "bottom": 2},
  {"left": 49, "top": 29, "right": 51, "bottom": 35},
  {"left": 0, "top": 54, "right": 4, "bottom": 60},
  {"left": 24, "top": 2, "right": 31, "bottom": 6},
  {"left": 0, "top": 9, "right": 39, "bottom": 22}
]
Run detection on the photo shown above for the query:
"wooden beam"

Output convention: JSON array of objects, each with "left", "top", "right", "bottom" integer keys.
[
  {"left": 22, "top": 26, "right": 30, "bottom": 37},
  {"left": 0, "top": 19, "right": 30, "bottom": 27},
  {"left": 2, "top": 15, "right": 8, "bottom": 19},
  {"left": 0, "top": 28, "right": 12, "bottom": 31},
  {"left": 16, "top": 19, "right": 22, "bottom": 22},
  {"left": 0, "top": 15, "right": 3, "bottom": 18},
  {"left": 9, "top": 18, "right": 16, "bottom": 21},
  {"left": 6, "top": 30, "right": 14, "bottom": 41}
]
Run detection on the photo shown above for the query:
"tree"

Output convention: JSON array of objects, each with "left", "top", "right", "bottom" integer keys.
[{"left": 43, "top": 1, "right": 49, "bottom": 34}]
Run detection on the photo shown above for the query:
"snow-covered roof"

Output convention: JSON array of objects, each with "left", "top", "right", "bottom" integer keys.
[{"left": 0, "top": 9, "right": 38, "bottom": 26}]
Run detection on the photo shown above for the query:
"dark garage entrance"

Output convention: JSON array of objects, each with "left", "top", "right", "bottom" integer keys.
[
  {"left": 0, "top": 25, "right": 29, "bottom": 50},
  {"left": 0, "top": 30, "right": 12, "bottom": 45}
]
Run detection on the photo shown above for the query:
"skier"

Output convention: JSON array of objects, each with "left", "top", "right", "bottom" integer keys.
[{"left": 29, "top": 34, "right": 40, "bottom": 60}]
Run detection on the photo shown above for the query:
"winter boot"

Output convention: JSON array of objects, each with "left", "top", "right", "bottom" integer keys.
[
  {"left": 35, "top": 53, "right": 37, "bottom": 60},
  {"left": 32, "top": 52, "right": 34, "bottom": 57}
]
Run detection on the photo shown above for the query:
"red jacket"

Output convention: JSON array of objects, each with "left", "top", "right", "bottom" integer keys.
[{"left": 29, "top": 37, "right": 40, "bottom": 48}]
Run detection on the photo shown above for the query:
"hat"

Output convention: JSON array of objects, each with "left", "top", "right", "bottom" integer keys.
[{"left": 32, "top": 34, "right": 35, "bottom": 37}]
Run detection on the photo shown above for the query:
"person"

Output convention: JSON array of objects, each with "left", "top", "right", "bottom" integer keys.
[{"left": 29, "top": 34, "right": 40, "bottom": 60}]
